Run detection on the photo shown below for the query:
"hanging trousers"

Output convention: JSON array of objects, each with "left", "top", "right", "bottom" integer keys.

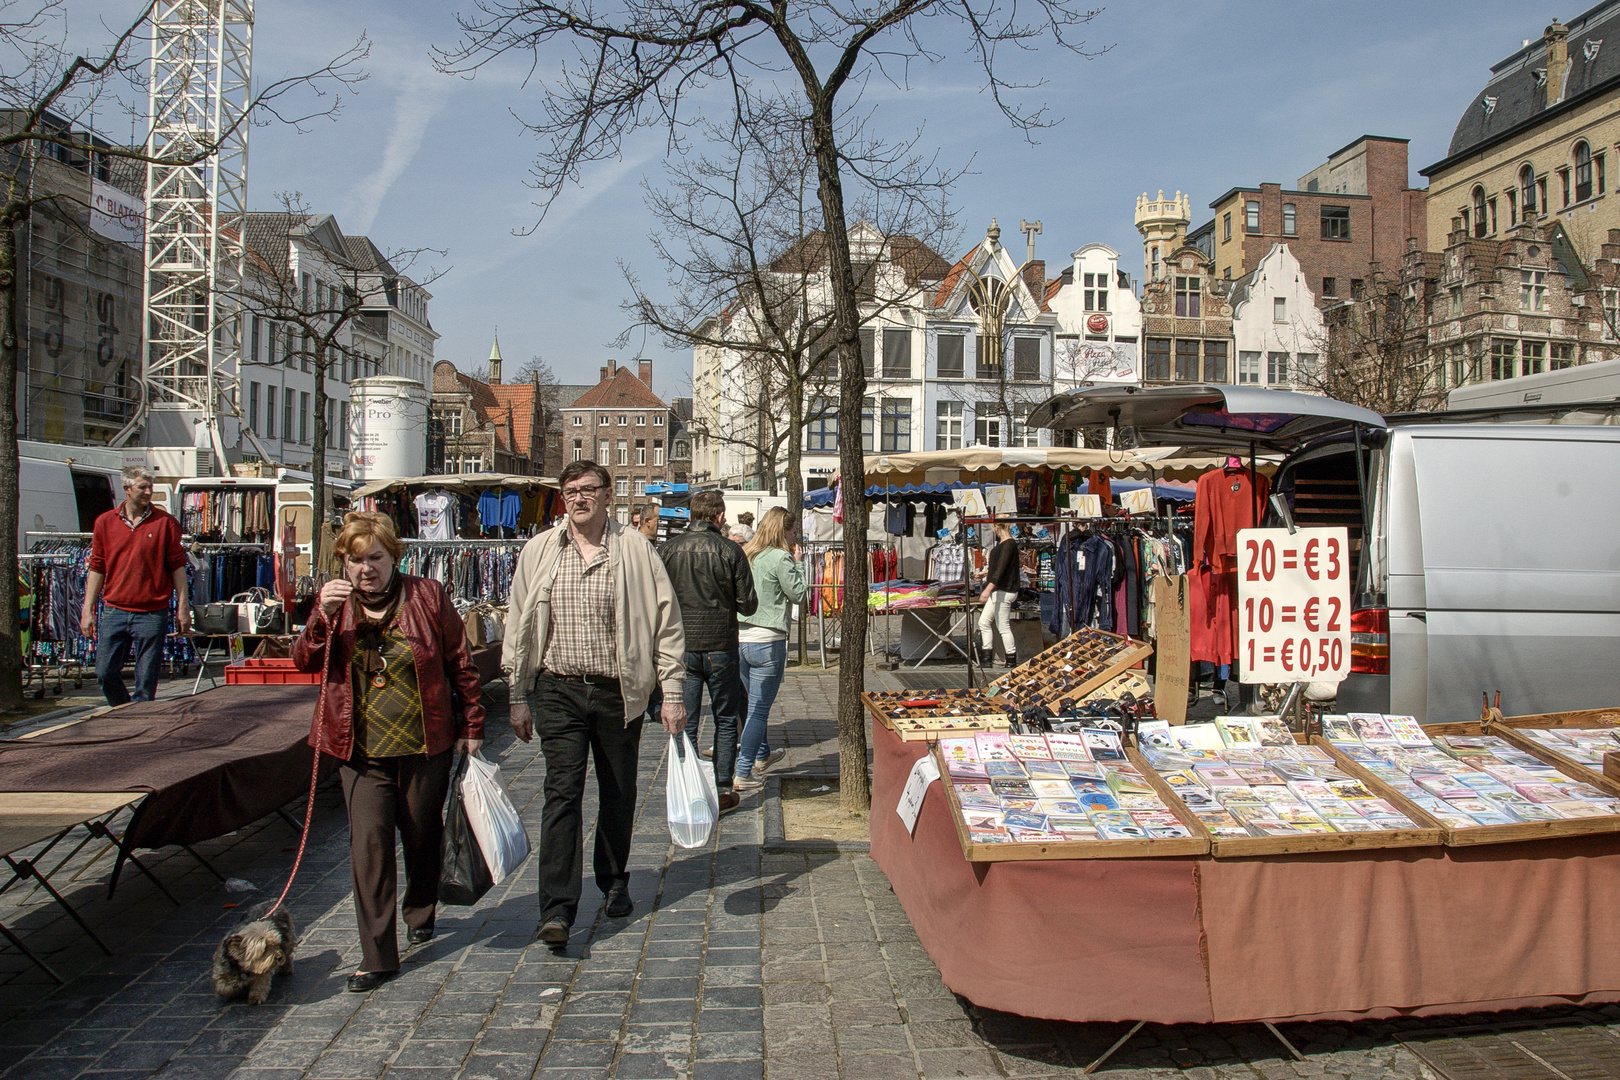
[{"left": 339, "top": 748, "right": 454, "bottom": 974}]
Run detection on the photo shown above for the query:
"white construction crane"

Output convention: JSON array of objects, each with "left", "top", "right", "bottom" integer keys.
[{"left": 115, "top": 0, "right": 253, "bottom": 464}]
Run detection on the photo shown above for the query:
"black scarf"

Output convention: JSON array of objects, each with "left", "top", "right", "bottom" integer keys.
[{"left": 351, "top": 570, "right": 404, "bottom": 681}]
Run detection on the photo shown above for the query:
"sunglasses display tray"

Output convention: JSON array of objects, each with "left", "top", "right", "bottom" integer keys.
[
  {"left": 987, "top": 627, "right": 1154, "bottom": 714},
  {"left": 863, "top": 690, "right": 1012, "bottom": 741}
]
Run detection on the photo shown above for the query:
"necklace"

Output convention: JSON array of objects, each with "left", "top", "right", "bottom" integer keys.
[{"left": 353, "top": 572, "right": 404, "bottom": 689}]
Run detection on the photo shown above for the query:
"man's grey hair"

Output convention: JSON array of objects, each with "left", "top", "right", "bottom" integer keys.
[{"left": 121, "top": 465, "right": 155, "bottom": 487}]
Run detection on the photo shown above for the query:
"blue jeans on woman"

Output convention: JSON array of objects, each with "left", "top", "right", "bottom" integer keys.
[{"left": 737, "top": 640, "right": 787, "bottom": 776}]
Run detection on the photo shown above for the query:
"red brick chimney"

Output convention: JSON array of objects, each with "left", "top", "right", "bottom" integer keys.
[
  {"left": 600, "top": 365, "right": 611, "bottom": 382},
  {"left": 638, "top": 359, "right": 653, "bottom": 385}
]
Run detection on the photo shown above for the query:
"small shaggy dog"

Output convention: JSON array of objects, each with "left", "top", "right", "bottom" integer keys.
[{"left": 212, "top": 903, "right": 296, "bottom": 1005}]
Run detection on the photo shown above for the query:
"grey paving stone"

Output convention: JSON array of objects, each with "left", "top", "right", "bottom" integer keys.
[
  {"left": 691, "top": 1061, "right": 765, "bottom": 1080},
  {"left": 693, "top": 1032, "right": 764, "bottom": 1060},
  {"left": 458, "top": 1052, "right": 540, "bottom": 1080},
  {"left": 835, "top": 1052, "right": 921, "bottom": 1080},
  {"left": 537, "top": 1040, "right": 616, "bottom": 1070},
  {"left": 615, "top": 1052, "right": 688, "bottom": 1078}
]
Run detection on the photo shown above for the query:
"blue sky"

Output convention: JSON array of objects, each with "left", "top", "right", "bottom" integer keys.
[{"left": 72, "top": 1, "right": 1554, "bottom": 400}]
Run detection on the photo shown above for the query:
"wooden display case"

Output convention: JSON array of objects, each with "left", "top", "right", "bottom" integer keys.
[
  {"left": 934, "top": 744, "right": 1209, "bottom": 862},
  {"left": 862, "top": 691, "right": 1011, "bottom": 743},
  {"left": 1315, "top": 723, "right": 1620, "bottom": 847},
  {"left": 1487, "top": 708, "right": 1620, "bottom": 798},
  {"left": 983, "top": 627, "right": 1153, "bottom": 715},
  {"left": 1134, "top": 740, "right": 1443, "bottom": 858}
]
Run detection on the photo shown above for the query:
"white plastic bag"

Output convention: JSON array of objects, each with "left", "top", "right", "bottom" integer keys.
[
  {"left": 461, "top": 752, "right": 530, "bottom": 884},
  {"left": 666, "top": 733, "right": 719, "bottom": 848}
]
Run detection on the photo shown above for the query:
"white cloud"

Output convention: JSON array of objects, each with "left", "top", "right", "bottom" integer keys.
[{"left": 345, "top": 70, "right": 450, "bottom": 233}]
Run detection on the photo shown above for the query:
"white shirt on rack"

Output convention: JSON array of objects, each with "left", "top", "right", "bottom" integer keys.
[{"left": 415, "top": 490, "right": 455, "bottom": 541}]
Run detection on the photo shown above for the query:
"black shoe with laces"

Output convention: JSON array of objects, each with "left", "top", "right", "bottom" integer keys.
[{"left": 604, "top": 884, "right": 633, "bottom": 919}]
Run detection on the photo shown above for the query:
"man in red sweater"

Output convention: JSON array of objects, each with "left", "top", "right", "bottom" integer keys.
[{"left": 82, "top": 466, "right": 190, "bottom": 704}]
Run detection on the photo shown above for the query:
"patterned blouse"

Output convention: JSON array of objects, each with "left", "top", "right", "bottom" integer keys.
[{"left": 353, "top": 624, "right": 425, "bottom": 757}]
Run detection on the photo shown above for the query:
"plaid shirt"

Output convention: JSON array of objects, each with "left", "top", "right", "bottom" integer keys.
[{"left": 542, "top": 532, "right": 618, "bottom": 678}]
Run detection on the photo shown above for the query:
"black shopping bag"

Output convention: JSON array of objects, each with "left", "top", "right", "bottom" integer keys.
[{"left": 439, "top": 755, "right": 492, "bottom": 905}]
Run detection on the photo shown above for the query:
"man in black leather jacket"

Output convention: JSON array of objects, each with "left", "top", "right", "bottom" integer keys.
[{"left": 659, "top": 490, "right": 758, "bottom": 810}]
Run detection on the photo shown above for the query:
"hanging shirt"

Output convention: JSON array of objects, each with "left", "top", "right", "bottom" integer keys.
[
  {"left": 1193, "top": 467, "right": 1270, "bottom": 574},
  {"left": 1088, "top": 469, "right": 1112, "bottom": 503},
  {"left": 478, "top": 490, "right": 502, "bottom": 532},
  {"left": 500, "top": 491, "right": 522, "bottom": 531},
  {"left": 415, "top": 490, "right": 455, "bottom": 541},
  {"left": 518, "top": 488, "right": 545, "bottom": 528}
]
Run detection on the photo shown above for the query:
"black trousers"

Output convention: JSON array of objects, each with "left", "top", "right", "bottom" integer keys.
[
  {"left": 339, "top": 748, "right": 453, "bottom": 973},
  {"left": 532, "top": 674, "right": 643, "bottom": 926}
]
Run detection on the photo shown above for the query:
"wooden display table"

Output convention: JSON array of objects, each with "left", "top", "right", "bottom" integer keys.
[{"left": 870, "top": 719, "right": 1620, "bottom": 1024}]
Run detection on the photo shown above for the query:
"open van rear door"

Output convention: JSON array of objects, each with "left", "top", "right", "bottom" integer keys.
[{"left": 1026, "top": 384, "right": 1386, "bottom": 453}]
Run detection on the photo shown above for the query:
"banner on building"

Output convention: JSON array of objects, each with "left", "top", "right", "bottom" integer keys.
[
  {"left": 1055, "top": 340, "right": 1138, "bottom": 384},
  {"left": 89, "top": 180, "right": 143, "bottom": 247}
]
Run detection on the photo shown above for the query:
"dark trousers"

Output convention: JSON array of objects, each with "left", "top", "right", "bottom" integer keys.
[
  {"left": 681, "top": 649, "right": 742, "bottom": 790},
  {"left": 339, "top": 748, "right": 453, "bottom": 973},
  {"left": 532, "top": 675, "right": 644, "bottom": 926},
  {"left": 95, "top": 607, "right": 168, "bottom": 705}
]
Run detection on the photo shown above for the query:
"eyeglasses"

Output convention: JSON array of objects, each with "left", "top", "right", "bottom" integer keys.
[{"left": 561, "top": 484, "right": 604, "bottom": 502}]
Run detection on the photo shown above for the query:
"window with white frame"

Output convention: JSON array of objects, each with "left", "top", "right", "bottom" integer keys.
[
  {"left": 572, "top": 415, "right": 582, "bottom": 426},
  {"left": 1083, "top": 273, "right": 1109, "bottom": 311},
  {"left": 653, "top": 414, "right": 664, "bottom": 426},
  {"left": 1008, "top": 403, "right": 1038, "bottom": 447},
  {"left": 634, "top": 478, "right": 645, "bottom": 496},
  {"left": 599, "top": 414, "right": 609, "bottom": 425},
  {"left": 936, "top": 400, "right": 963, "bottom": 449},
  {"left": 878, "top": 397, "right": 910, "bottom": 452},
  {"left": 636, "top": 440, "right": 646, "bottom": 465},
  {"left": 1274, "top": 297, "right": 1287, "bottom": 322},
  {"left": 1267, "top": 352, "right": 1290, "bottom": 384},
  {"left": 1238, "top": 352, "right": 1261, "bottom": 385},
  {"left": 636, "top": 415, "right": 645, "bottom": 426},
  {"left": 653, "top": 440, "right": 665, "bottom": 466},
  {"left": 974, "top": 415, "right": 1001, "bottom": 447},
  {"left": 599, "top": 439, "right": 610, "bottom": 460},
  {"left": 573, "top": 439, "right": 583, "bottom": 461},
  {"left": 616, "top": 439, "right": 628, "bottom": 465},
  {"left": 615, "top": 478, "right": 629, "bottom": 496}
]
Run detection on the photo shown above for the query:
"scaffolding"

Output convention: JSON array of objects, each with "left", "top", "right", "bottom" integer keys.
[{"left": 119, "top": 0, "right": 254, "bottom": 461}]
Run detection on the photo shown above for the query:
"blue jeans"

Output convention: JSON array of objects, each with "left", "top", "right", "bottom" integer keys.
[
  {"left": 737, "top": 640, "right": 787, "bottom": 774},
  {"left": 95, "top": 607, "right": 169, "bottom": 705},
  {"left": 681, "top": 650, "right": 742, "bottom": 791}
]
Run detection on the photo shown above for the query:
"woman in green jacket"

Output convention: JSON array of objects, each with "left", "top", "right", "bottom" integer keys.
[{"left": 732, "top": 508, "right": 807, "bottom": 789}]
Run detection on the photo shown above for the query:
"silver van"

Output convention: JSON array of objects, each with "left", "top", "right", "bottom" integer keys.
[{"left": 1029, "top": 385, "right": 1620, "bottom": 721}]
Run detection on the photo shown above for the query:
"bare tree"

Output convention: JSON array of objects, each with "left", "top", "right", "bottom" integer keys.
[
  {"left": 623, "top": 110, "right": 951, "bottom": 508},
  {"left": 238, "top": 194, "right": 444, "bottom": 530},
  {"left": 1305, "top": 275, "right": 1444, "bottom": 414},
  {"left": 0, "top": 1, "right": 364, "bottom": 710},
  {"left": 438, "top": 0, "right": 1103, "bottom": 814}
]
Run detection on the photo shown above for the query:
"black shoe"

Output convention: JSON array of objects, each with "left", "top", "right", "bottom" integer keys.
[
  {"left": 603, "top": 885, "right": 633, "bottom": 919},
  {"left": 407, "top": 927, "right": 434, "bottom": 945},
  {"left": 346, "top": 970, "right": 396, "bottom": 993},
  {"left": 538, "top": 918, "right": 570, "bottom": 946},
  {"left": 1002, "top": 654, "right": 1018, "bottom": 670},
  {"left": 717, "top": 791, "right": 741, "bottom": 814}
]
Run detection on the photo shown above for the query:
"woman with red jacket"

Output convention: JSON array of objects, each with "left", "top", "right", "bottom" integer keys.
[{"left": 293, "top": 512, "right": 484, "bottom": 992}]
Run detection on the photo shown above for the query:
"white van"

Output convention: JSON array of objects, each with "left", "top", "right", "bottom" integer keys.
[
  {"left": 18, "top": 458, "right": 120, "bottom": 550},
  {"left": 1030, "top": 385, "right": 1620, "bottom": 721}
]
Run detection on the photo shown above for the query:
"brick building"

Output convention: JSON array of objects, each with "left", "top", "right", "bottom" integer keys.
[
  {"left": 1400, "top": 217, "right": 1618, "bottom": 407},
  {"left": 1134, "top": 191, "right": 1235, "bottom": 384},
  {"left": 1196, "top": 136, "right": 1427, "bottom": 306},
  {"left": 561, "top": 360, "right": 675, "bottom": 523},
  {"left": 429, "top": 346, "right": 546, "bottom": 474}
]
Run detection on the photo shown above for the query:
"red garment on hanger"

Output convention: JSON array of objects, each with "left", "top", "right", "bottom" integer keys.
[
  {"left": 1087, "top": 468, "right": 1112, "bottom": 503},
  {"left": 1193, "top": 466, "right": 1269, "bottom": 573},
  {"left": 1189, "top": 466, "right": 1270, "bottom": 665}
]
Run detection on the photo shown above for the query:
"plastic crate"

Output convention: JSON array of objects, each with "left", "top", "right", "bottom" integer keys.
[{"left": 224, "top": 657, "right": 320, "bottom": 685}]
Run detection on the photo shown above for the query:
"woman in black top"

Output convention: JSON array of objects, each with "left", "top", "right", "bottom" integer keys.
[{"left": 974, "top": 520, "right": 1021, "bottom": 667}]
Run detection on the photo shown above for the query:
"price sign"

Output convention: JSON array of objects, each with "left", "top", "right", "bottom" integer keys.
[{"left": 1236, "top": 527, "right": 1350, "bottom": 685}]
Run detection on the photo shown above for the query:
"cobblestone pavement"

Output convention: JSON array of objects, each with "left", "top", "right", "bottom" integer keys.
[{"left": 4, "top": 667, "right": 1619, "bottom": 1079}]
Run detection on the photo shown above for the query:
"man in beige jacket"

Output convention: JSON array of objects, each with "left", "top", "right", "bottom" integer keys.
[{"left": 503, "top": 460, "right": 687, "bottom": 947}]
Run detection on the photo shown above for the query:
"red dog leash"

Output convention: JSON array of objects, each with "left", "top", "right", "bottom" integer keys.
[{"left": 265, "top": 642, "right": 328, "bottom": 918}]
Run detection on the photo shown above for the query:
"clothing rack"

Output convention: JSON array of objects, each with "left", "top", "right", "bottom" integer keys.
[{"left": 398, "top": 538, "right": 527, "bottom": 606}]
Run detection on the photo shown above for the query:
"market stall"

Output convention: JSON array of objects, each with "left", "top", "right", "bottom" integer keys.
[
  {"left": 866, "top": 648, "right": 1620, "bottom": 1027},
  {"left": 353, "top": 472, "right": 559, "bottom": 541}
]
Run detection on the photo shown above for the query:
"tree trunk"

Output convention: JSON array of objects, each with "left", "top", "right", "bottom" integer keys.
[
  {"left": 312, "top": 344, "right": 327, "bottom": 547},
  {"left": 807, "top": 100, "right": 870, "bottom": 815},
  {"left": 785, "top": 374, "right": 805, "bottom": 512},
  {"left": 0, "top": 214, "right": 24, "bottom": 709}
]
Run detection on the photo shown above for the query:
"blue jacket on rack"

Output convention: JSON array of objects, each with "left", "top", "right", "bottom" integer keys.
[{"left": 1075, "top": 534, "right": 1116, "bottom": 630}]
